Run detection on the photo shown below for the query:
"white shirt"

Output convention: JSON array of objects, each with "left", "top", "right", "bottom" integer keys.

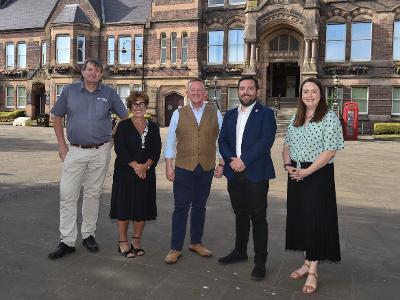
[{"left": 236, "top": 102, "right": 256, "bottom": 157}]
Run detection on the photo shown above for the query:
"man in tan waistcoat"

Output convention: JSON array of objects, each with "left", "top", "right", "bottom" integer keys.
[{"left": 164, "top": 78, "right": 224, "bottom": 264}]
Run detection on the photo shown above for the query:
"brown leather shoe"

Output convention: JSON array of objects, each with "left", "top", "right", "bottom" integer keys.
[
  {"left": 165, "top": 249, "right": 182, "bottom": 264},
  {"left": 189, "top": 244, "right": 213, "bottom": 257}
]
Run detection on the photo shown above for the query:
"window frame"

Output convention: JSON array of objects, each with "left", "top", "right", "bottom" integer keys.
[
  {"left": 117, "top": 84, "right": 131, "bottom": 107},
  {"left": 118, "top": 36, "right": 132, "bottom": 65},
  {"left": 171, "top": 32, "right": 177, "bottom": 65},
  {"left": 16, "top": 86, "right": 27, "bottom": 108},
  {"left": 56, "top": 84, "right": 66, "bottom": 102},
  {"left": 351, "top": 21, "right": 372, "bottom": 62},
  {"left": 6, "top": 43, "right": 15, "bottom": 68},
  {"left": 208, "top": 0, "right": 224, "bottom": 7},
  {"left": 17, "top": 42, "right": 26, "bottom": 68},
  {"left": 228, "top": 28, "right": 245, "bottom": 64},
  {"left": 325, "top": 23, "right": 346, "bottom": 62},
  {"left": 5, "top": 86, "right": 14, "bottom": 108},
  {"left": 229, "top": 0, "right": 246, "bottom": 5},
  {"left": 77, "top": 35, "right": 86, "bottom": 64},
  {"left": 181, "top": 32, "right": 188, "bottom": 65},
  {"left": 228, "top": 87, "right": 240, "bottom": 110},
  {"left": 392, "top": 87, "right": 400, "bottom": 115},
  {"left": 160, "top": 33, "right": 167, "bottom": 65},
  {"left": 135, "top": 35, "right": 143, "bottom": 65},
  {"left": 42, "top": 42, "right": 47, "bottom": 66},
  {"left": 56, "top": 35, "right": 71, "bottom": 64},
  {"left": 107, "top": 36, "right": 115, "bottom": 65},
  {"left": 326, "top": 86, "right": 344, "bottom": 113},
  {"left": 393, "top": 21, "right": 400, "bottom": 61},
  {"left": 208, "top": 30, "right": 224, "bottom": 65},
  {"left": 351, "top": 86, "right": 369, "bottom": 114}
]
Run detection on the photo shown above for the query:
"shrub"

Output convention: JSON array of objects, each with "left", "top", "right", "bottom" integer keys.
[
  {"left": 373, "top": 122, "right": 400, "bottom": 135},
  {"left": 0, "top": 110, "right": 26, "bottom": 122}
]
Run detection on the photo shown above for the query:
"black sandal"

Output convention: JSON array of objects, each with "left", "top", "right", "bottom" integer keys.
[
  {"left": 131, "top": 236, "right": 145, "bottom": 256},
  {"left": 118, "top": 241, "right": 135, "bottom": 258}
]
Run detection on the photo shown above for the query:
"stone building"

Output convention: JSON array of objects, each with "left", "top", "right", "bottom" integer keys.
[{"left": 1, "top": 0, "right": 400, "bottom": 129}]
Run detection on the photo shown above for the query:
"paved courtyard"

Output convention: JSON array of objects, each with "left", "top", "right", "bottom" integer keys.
[{"left": 0, "top": 124, "right": 399, "bottom": 300}]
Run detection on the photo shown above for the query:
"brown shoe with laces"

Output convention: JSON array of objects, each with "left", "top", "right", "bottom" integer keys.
[{"left": 165, "top": 249, "right": 182, "bottom": 264}]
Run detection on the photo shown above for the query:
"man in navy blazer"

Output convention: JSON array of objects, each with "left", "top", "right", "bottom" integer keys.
[{"left": 218, "top": 75, "right": 276, "bottom": 280}]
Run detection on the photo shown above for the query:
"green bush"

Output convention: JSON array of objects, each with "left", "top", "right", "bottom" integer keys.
[
  {"left": 0, "top": 110, "right": 26, "bottom": 122},
  {"left": 373, "top": 122, "right": 400, "bottom": 135}
]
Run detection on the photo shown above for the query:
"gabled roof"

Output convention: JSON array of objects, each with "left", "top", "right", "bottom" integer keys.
[
  {"left": 0, "top": 0, "right": 57, "bottom": 31},
  {"left": 103, "top": 0, "right": 151, "bottom": 24},
  {"left": 52, "top": 4, "right": 91, "bottom": 25}
]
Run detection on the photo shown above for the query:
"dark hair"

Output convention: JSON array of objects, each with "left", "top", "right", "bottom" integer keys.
[
  {"left": 294, "top": 77, "right": 328, "bottom": 127},
  {"left": 82, "top": 58, "right": 103, "bottom": 71},
  {"left": 238, "top": 75, "right": 259, "bottom": 90},
  {"left": 126, "top": 90, "right": 149, "bottom": 109}
]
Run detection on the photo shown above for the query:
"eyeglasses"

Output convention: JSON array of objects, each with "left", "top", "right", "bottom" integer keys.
[{"left": 132, "top": 102, "right": 147, "bottom": 108}]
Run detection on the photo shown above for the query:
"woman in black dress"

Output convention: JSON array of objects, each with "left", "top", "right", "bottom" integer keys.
[
  {"left": 110, "top": 91, "right": 161, "bottom": 257},
  {"left": 282, "top": 78, "right": 344, "bottom": 294}
]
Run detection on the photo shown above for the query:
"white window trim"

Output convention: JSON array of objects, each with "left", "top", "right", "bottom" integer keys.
[
  {"left": 77, "top": 35, "right": 86, "bottom": 64},
  {"left": 392, "top": 87, "right": 400, "bottom": 116},
  {"left": 17, "top": 42, "right": 27, "bottom": 69},
  {"left": 135, "top": 35, "right": 143, "bottom": 65},
  {"left": 56, "top": 35, "right": 71, "bottom": 64},
  {"left": 351, "top": 21, "right": 372, "bottom": 62},
  {"left": 6, "top": 43, "right": 14, "bottom": 68},
  {"left": 228, "top": 28, "right": 245, "bottom": 64},
  {"left": 171, "top": 33, "right": 177, "bottom": 65},
  {"left": 118, "top": 36, "right": 132, "bottom": 65},
  {"left": 181, "top": 33, "right": 188, "bottom": 65},
  {"left": 5, "top": 86, "right": 14, "bottom": 108},
  {"left": 160, "top": 33, "right": 167, "bottom": 65},
  {"left": 56, "top": 84, "right": 66, "bottom": 102},
  {"left": 208, "top": 30, "right": 224, "bottom": 65},
  {"left": 16, "top": 86, "right": 26, "bottom": 108},
  {"left": 393, "top": 21, "right": 400, "bottom": 61},
  {"left": 325, "top": 23, "right": 346, "bottom": 62},
  {"left": 108, "top": 36, "right": 115, "bottom": 65},
  {"left": 351, "top": 86, "right": 369, "bottom": 115},
  {"left": 42, "top": 42, "right": 47, "bottom": 66}
]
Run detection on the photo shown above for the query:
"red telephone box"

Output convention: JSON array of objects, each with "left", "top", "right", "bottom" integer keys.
[{"left": 342, "top": 102, "right": 359, "bottom": 140}]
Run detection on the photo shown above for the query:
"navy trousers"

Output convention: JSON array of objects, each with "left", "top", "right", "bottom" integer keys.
[{"left": 171, "top": 165, "right": 214, "bottom": 251}]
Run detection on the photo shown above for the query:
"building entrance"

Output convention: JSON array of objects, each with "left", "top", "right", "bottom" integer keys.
[{"left": 267, "top": 62, "right": 300, "bottom": 99}]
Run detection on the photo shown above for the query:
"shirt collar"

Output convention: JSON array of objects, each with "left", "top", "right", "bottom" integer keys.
[
  {"left": 238, "top": 101, "right": 256, "bottom": 114},
  {"left": 189, "top": 101, "right": 206, "bottom": 112},
  {"left": 80, "top": 81, "right": 102, "bottom": 92}
]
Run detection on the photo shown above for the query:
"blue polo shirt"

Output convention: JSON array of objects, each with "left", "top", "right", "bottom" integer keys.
[{"left": 51, "top": 81, "right": 128, "bottom": 145}]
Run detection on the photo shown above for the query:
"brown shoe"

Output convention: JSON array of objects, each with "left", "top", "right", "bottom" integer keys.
[
  {"left": 189, "top": 244, "right": 213, "bottom": 257},
  {"left": 165, "top": 249, "right": 182, "bottom": 264}
]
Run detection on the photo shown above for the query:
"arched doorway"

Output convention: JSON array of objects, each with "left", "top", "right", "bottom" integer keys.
[
  {"left": 165, "top": 93, "right": 184, "bottom": 126},
  {"left": 31, "top": 82, "right": 46, "bottom": 119}
]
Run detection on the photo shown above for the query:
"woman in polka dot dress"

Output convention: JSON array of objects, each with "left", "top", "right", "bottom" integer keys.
[{"left": 282, "top": 77, "right": 344, "bottom": 295}]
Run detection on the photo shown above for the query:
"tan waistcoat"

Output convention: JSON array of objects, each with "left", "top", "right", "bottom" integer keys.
[{"left": 175, "top": 104, "right": 219, "bottom": 171}]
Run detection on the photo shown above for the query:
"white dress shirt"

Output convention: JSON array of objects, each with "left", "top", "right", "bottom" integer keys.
[{"left": 236, "top": 102, "right": 256, "bottom": 157}]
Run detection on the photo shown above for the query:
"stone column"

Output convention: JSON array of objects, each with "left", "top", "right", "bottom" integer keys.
[
  {"left": 303, "top": 38, "right": 311, "bottom": 66},
  {"left": 311, "top": 38, "right": 317, "bottom": 63},
  {"left": 250, "top": 43, "right": 256, "bottom": 68}
]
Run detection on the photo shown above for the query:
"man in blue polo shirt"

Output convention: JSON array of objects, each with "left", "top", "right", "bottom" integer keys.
[{"left": 49, "top": 58, "right": 128, "bottom": 259}]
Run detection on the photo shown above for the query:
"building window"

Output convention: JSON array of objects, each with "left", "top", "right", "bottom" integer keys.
[
  {"left": 326, "top": 23, "right": 346, "bottom": 62},
  {"left": 351, "top": 87, "right": 368, "bottom": 114},
  {"left": 351, "top": 22, "right": 372, "bottom": 61},
  {"left": 133, "top": 84, "right": 142, "bottom": 91},
  {"left": 327, "top": 87, "right": 343, "bottom": 112},
  {"left": 208, "top": 0, "right": 224, "bottom": 7},
  {"left": 56, "top": 36, "right": 70, "bottom": 64},
  {"left": 228, "top": 87, "right": 240, "bottom": 109},
  {"left": 56, "top": 84, "right": 66, "bottom": 101},
  {"left": 17, "top": 86, "right": 26, "bottom": 108},
  {"left": 160, "top": 33, "right": 167, "bottom": 64},
  {"left": 77, "top": 36, "right": 85, "bottom": 64},
  {"left": 108, "top": 37, "right": 115, "bottom": 65},
  {"left": 392, "top": 87, "right": 400, "bottom": 115},
  {"left": 117, "top": 85, "right": 130, "bottom": 106},
  {"left": 119, "top": 36, "right": 131, "bottom": 65},
  {"left": 394, "top": 21, "right": 400, "bottom": 61},
  {"left": 17, "top": 43, "right": 26, "bottom": 68},
  {"left": 171, "top": 33, "right": 177, "bottom": 65},
  {"left": 229, "top": 0, "right": 245, "bottom": 5},
  {"left": 182, "top": 33, "right": 188, "bottom": 65},
  {"left": 135, "top": 36, "right": 143, "bottom": 65},
  {"left": 42, "top": 42, "right": 47, "bottom": 66},
  {"left": 228, "top": 29, "right": 244, "bottom": 64},
  {"left": 6, "top": 43, "right": 14, "bottom": 68},
  {"left": 5, "top": 86, "right": 14, "bottom": 107},
  {"left": 208, "top": 31, "right": 224, "bottom": 64}
]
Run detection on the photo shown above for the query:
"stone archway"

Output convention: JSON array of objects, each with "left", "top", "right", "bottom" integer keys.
[{"left": 165, "top": 93, "right": 184, "bottom": 126}]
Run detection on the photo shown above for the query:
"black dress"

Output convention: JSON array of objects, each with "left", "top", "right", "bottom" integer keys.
[{"left": 110, "top": 119, "right": 161, "bottom": 221}]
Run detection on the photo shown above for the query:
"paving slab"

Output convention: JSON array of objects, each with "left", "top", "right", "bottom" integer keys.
[{"left": 0, "top": 125, "right": 399, "bottom": 299}]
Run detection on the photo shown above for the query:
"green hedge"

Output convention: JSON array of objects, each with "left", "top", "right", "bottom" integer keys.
[
  {"left": 373, "top": 122, "right": 400, "bottom": 135},
  {"left": 0, "top": 110, "right": 26, "bottom": 122}
]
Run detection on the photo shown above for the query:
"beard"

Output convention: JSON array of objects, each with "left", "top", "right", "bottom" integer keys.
[{"left": 239, "top": 95, "right": 256, "bottom": 107}]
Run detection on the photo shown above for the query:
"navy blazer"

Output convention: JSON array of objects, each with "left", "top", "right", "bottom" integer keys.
[{"left": 218, "top": 101, "right": 277, "bottom": 182}]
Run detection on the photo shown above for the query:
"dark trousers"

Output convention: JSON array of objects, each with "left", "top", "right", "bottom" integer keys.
[
  {"left": 171, "top": 165, "right": 214, "bottom": 251},
  {"left": 227, "top": 172, "right": 269, "bottom": 265}
]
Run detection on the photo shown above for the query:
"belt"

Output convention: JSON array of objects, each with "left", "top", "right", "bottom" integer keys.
[{"left": 71, "top": 141, "right": 109, "bottom": 149}]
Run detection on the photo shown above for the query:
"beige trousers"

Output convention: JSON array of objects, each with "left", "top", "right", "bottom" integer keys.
[{"left": 59, "top": 142, "right": 111, "bottom": 247}]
